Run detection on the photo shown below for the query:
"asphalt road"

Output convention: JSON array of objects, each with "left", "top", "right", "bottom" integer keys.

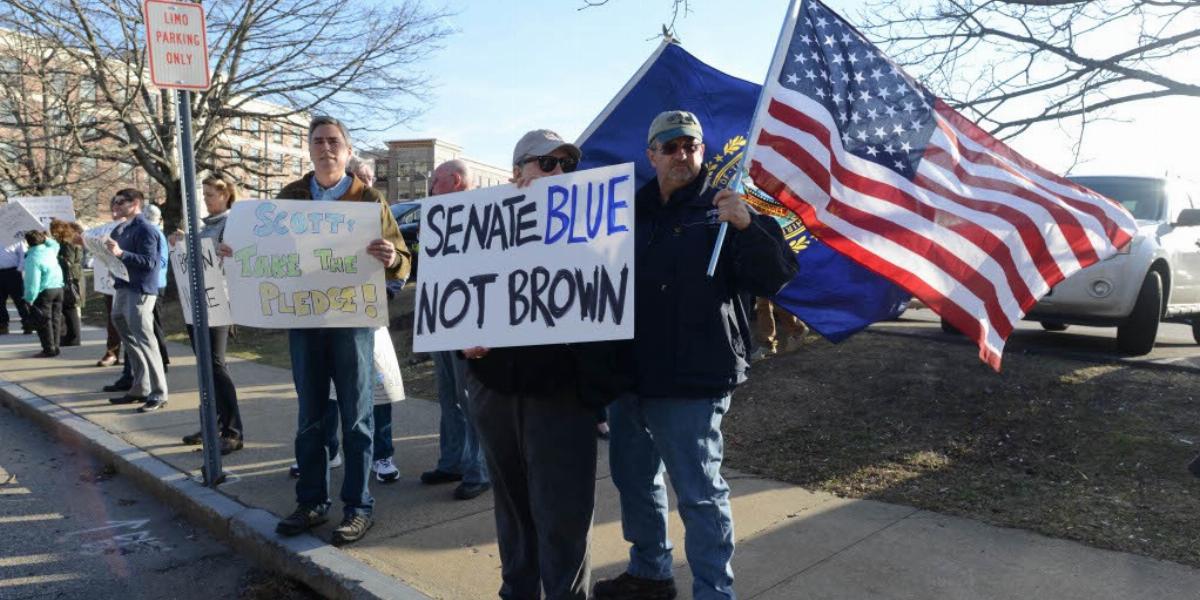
[
  {"left": 0, "top": 403, "right": 315, "bottom": 600},
  {"left": 874, "top": 306, "right": 1200, "bottom": 370}
]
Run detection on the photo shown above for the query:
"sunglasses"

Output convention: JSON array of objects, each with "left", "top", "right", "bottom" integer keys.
[
  {"left": 520, "top": 155, "right": 578, "bottom": 173},
  {"left": 657, "top": 140, "right": 703, "bottom": 156}
]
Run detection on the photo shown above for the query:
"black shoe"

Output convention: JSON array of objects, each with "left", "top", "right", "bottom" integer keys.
[
  {"left": 33, "top": 351, "right": 55, "bottom": 358},
  {"left": 420, "top": 469, "right": 463, "bottom": 485},
  {"left": 22, "top": 328, "right": 33, "bottom": 335},
  {"left": 182, "top": 431, "right": 203, "bottom": 445},
  {"left": 593, "top": 573, "right": 678, "bottom": 600},
  {"left": 330, "top": 514, "right": 374, "bottom": 546},
  {"left": 453, "top": 482, "right": 491, "bottom": 500},
  {"left": 109, "top": 395, "right": 146, "bottom": 405},
  {"left": 276, "top": 505, "right": 328, "bottom": 536},
  {"left": 220, "top": 437, "right": 244, "bottom": 455},
  {"left": 138, "top": 396, "right": 167, "bottom": 412},
  {"left": 103, "top": 379, "right": 133, "bottom": 392},
  {"left": 1189, "top": 454, "right": 1200, "bottom": 478}
]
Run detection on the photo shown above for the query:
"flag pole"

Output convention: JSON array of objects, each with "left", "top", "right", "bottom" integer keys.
[{"left": 706, "top": 0, "right": 804, "bottom": 277}]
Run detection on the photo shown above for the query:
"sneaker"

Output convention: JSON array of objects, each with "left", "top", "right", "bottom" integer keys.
[
  {"left": 330, "top": 514, "right": 373, "bottom": 546},
  {"left": 275, "top": 505, "right": 327, "bottom": 536},
  {"left": 181, "top": 431, "right": 203, "bottom": 445},
  {"left": 96, "top": 353, "right": 118, "bottom": 367},
  {"left": 220, "top": 437, "right": 244, "bottom": 455},
  {"left": 373, "top": 457, "right": 400, "bottom": 483},
  {"left": 419, "top": 469, "right": 463, "bottom": 485},
  {"left": 453, "top": 482, "right": 491, "bottom": 500},
  {"left": 593, "top": 573, "right": 678, "bottom": 600},
  {"left": 138, "top": 396, "right": 168, "bottom": 413},
  {"left": 288, "top": 452, "right": 342, "bottom": 478}
]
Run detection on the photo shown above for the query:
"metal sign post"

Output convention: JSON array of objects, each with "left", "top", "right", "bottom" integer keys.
[{"left": 143, "top": 0, "right": 222, "bottom": 486}]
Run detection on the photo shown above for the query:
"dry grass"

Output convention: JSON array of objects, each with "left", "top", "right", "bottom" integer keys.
[{"left": 727, "top": 332, "right": 1200, "bottom": 567}]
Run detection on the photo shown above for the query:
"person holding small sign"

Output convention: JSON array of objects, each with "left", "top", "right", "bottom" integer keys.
[
  {"left": 463, "top": 130, "right": 631, "bottom": 600},
  {"left": 264, "top": 115, "right": 410, "bottom": 547},
  {"left": 103, "top": 189, "right": 169, "bottom": 413},
  {"left": 170, "top": 173, "right": 245, "bottom": 455},
  {"left": 593, "top": 111, "right": 797, "bottom": 600},
  {"left": 49, "top": 220, "right": 85, "bottom": 347}
]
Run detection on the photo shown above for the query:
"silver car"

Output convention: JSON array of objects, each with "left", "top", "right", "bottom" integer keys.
[{"left": 1023, "top": 176, "right": 1200, "bottom": 355}]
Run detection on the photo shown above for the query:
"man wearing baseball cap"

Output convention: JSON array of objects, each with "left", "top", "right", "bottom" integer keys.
[
  {"left": 463, "top": 129, "right": 628, "bottom": 600},
  {"left": 593, "top": 111, "right": 797, "bottom": 600}
]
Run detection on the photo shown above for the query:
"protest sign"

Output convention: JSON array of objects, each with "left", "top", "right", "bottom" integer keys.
[
  {"left": 0, "top": 202, "right": 44, "bottom": 246},
  {"left": 222, "top": 199, "right": 387, "bottom": 328},
  {"left": 170, "top": 238, "right": 232, "bottom": 327},
  {"left": 93, "top": 261, "right": 116, "bottom": 295},
  {"left": 12, "top": 196, "right": 75, "bottom": 227},
  {"left": 83, "top": 221, "right": 129, "bottom": 285},
  {"left": 412, "top": 163, "right": 636, "bottom": 352}
]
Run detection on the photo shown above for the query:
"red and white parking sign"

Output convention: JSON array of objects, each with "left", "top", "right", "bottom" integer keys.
[{"left": 143, "top": 0, "right": 210, "bottom": 90}]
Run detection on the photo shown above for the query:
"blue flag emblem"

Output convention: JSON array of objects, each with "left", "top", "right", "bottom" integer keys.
[{"left": 577, "top": 42, "right": 909, "bottom": 341}]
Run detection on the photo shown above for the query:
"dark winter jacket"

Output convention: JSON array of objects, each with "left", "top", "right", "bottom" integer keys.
[
  {"left": 630, "top": 173, "right": 797, "bottom": 398},
  {"left": 113, "top": 214, "right": 162, "bottom": 296}
]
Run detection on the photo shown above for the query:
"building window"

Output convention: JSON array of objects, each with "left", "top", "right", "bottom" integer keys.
[{"left": 272, "top": 123, "right": 283, "bottom": 144}]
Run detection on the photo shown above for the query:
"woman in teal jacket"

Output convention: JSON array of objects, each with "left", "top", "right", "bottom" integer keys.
[{"left": 23, "top": 230, "right": 65, "bottom": 357}]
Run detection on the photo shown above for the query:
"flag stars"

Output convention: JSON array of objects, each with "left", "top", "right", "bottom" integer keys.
[
  {"left": 816, "top": 16, "right": 829, "bottom": 28},
  {"left": 832, "top": 54, "right": 845, "bottom": 66},
  {"left": 853, "top": 71, "right": 866, "bottom": 84},
  {"left": 891, "top": 123, "right": 906, "bottom": 135},
  {"left": 858, "top": 90, "right": 872, "bottom": 101},
  {"left": 893, "top": 160, "right": 907, "bottom": 171},
  {"left": 856, "top": 129, "right": 869, "bottom": 142},
  {"left": 902, "top": 101, "right": 916, "bottom": 114},
  {"left": 899, "top": 141, "right": 913, "bottom": 153},
  {"left": 793, "top": 53, "right": 808, "bottom": 64},
  {"left": 841, "top": 131, "right": 852, "bottom": 145},
  {"left": 847, "top": 52, "right": 859, "bottom": 65},
  {"left": 873, "top": 126, "right": 887, "bottom": 139},
  {"left": 815, "top": 87, "right": 828, "bottom": 99},
  {"left": 870, "top": 68, "right": 884, "bottom": 81},
  {"left": 786, "top": 72, "right": 800, "bottom": 85},
  {"left": 910, "top": 119, "right": 923, "bottom": 131},
  {"left": 865, "top": 107, "right": 878, "bottom": 120},
  {"left": 883, "top": 143, "right": 896, "bottom": 154},
  {"left": 840, "top": 33, "right": 853, "bottom": 44},
  {"left": 804, "top": 69, "right": 817, "bottom": 81},
  {"left": 850, "top": 111, "right": 863, "bottom": 124},
  {"left": 883, "top": 105, "right": 898, "bottom": 118},
  {"left": 823, "top": 34, "right": 836, "bottom": 47},
  {"left": 878, "top": 86, "right": 892, "bottom": 100},
  {"left": 865, "top": 145, "right": 879, "bottom": 157}
]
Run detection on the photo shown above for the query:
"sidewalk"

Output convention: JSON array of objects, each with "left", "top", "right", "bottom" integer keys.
[{"left": 2, "top": 324, "right": 1198, "bottom": 599}]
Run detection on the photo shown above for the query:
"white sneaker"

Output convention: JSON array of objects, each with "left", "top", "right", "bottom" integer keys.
[
  {"left": 373, "top": 457, "right": 400, "bottom": 483},
  {"left": 329, "top": 452, "right": 343, "bottom": 469}
]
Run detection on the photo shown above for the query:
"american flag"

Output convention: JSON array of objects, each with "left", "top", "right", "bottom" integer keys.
[{"left": 745, "top": 0, "right": 1138, "bottom": 370}]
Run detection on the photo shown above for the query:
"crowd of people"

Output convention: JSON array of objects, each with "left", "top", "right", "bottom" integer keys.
[{"left": 0, "top": 109, "right": 874, "bottom": 600}]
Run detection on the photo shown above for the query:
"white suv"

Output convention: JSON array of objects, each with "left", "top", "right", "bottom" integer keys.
[{"left": 1024, "top": 176, "right": 1200, "bottom": 355}]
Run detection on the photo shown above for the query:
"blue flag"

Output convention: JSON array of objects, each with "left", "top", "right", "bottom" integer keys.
[{"left": 576, "top": 42, "right": 909, "bottom": 341}]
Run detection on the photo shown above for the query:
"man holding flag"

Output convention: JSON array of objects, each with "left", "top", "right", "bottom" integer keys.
[{"left": 594, "top": 111, "right": 796, "bottom": 600}]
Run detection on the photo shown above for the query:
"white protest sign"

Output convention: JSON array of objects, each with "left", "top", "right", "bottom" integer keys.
[
  {"left": 0, "top": 202, "right": 44, "bottom": 246},
  {"left": 412, "top": 163, "right": 636, "bottom": 352},
  {"left": 93, "top": 260, "right": 116, "bottom": 295},
  {"left": 170, "top": 238, "right": 232, "bottom": 327},
  {"left": 222, "top": 199, "right": 387, "bottom": 328},
  {"left": 83, "top": 221, "right": 129, "bottom": 284},
  {"left": 142, "top": 0, "right": 211, "bottom": 90},
  {"left": 11, "top": 196, "right": 75, "bottom": 227}
]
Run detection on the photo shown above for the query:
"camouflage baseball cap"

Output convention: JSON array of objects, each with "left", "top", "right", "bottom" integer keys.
[{"left": 647, "top": 110, "right": 703, "bottom": 146}]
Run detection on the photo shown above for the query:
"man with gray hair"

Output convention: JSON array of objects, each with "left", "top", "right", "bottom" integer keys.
[
  {"left": 418, "top": 158, "right": 491, "bottom": 501},
  {"left": 347, "top": 155, "right": 376, "bottom": 189}
]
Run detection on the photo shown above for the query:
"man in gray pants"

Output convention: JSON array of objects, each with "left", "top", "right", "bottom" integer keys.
[{"left": 104, "top": 189, "right": 168, "bottom": 412}]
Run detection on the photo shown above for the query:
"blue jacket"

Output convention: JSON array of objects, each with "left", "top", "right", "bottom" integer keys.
[
  {"left": 23, "top": 239, "right": 64, "bottom": 303},
  {"left": 154, "top": 227, "right": 168, "bottom": 289},
  {"left": 113, "top": 213, "right": 162, "bottom": 295},
  {"left": 630, "top": 174, "right": 798, "bottom": 398}
]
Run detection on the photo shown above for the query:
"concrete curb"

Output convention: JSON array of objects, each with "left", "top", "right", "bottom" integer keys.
[{"left": 0, "top": 379, "right": 431, "bottom": 600}]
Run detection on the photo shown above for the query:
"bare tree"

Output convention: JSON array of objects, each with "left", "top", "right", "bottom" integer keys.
[
  {"left": 579, "top": 0, "right": 690, "bottom": 39},
  {"left": 860, "top": 1, "right": 1200, "bottom": 143},
  {"left": 0, "top": 0, "right": 451, "bottom": 229},
  {"left": 0, "top": 31, "right": 128, "bottom": 217}
]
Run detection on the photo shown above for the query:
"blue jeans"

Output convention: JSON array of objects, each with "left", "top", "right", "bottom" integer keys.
[
  {"left": 290, "top": 328, "right": 374, "bottom": 517},
  {"left": 608, "top": 393, "right": 735, "bottom": 600},
  {"left": 313, "top": 402, "right": 391, "bottom": 460},
  {"left": 432, "top": 351, "right": 488, "bottom": 484}
]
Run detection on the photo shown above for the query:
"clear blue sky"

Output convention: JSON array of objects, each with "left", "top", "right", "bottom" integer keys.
[{"left": 378, "top": 0, "right": 1196, "bottom": 180}]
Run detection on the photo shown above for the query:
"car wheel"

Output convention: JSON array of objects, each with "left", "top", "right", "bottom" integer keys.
[
  {"left": 1040, "top": 321, "right": 1068, "bottom": 332},
  {"left": 940, "top": 318, "right": 959, "bottom": 335},
  {"left": 1116, "top": 271, "right": 1162, "bottom": 356}
]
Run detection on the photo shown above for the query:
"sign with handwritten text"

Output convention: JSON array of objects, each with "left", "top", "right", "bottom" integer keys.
[
  {"left": 413, "top": 163, "right": 636, "bottom": 352},
  {"left": 11, "top": 196, "right": 75, "bottom": 227},
  {"left": 83, "top": 221, "right": 129, "bottom": 287},
  {"left": 170, "top": 238, "right": 232, "bottom": 327},
  {"left": 222, "top": 199, "right": 387, "bottom": 328},
  {"left": 0, "top": 202, "right": 44, "bottom": 245}
]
